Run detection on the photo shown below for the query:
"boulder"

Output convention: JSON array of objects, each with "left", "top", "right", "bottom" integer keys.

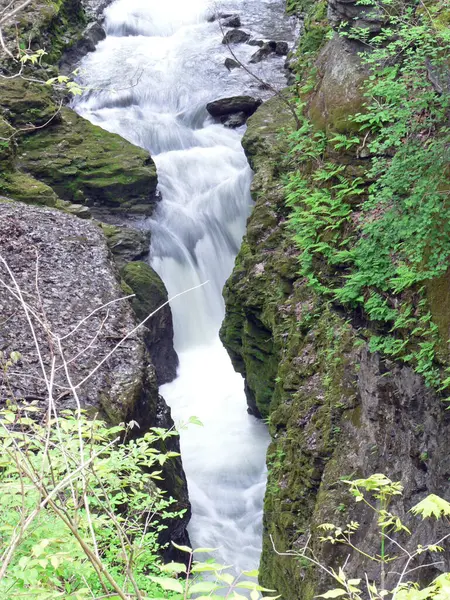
[
  {"left": 221, "top": 14, "right": 241, "bottom": 28},
  {"left": 248, "top": 39, "right": 265, "bottom": 47},
  {"left": 222, "top": 112, "right": 247, "bottom": 128},
  {"left": 275, "top": 41, "right": 289, "bottom": 55},
  {"left": 224, "top": 57, "right": 241, "bottom": 71},
  {"left": 249, "top": 41, "right": 288, "bottom": 63},
  {"left": 221, "top": 29, "right": 250, "bottom": 44},
  {"left": 0, "top": 199, "right": 190, "bottom": 560},
  {"left": 249, "top": 44, "right": 274, "bottom": 63},
  {"left": 0, "top": 200, "right": 155, "bottom": 425},
  {"left": 206, "top": 95, "right": 262, "bottom": 119}
]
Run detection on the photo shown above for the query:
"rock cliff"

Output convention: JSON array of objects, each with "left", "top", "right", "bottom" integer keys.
[
  {"left": 0, "top": 0, "right": 186, "bottom": 556},
  {"left": 221, "top": 0, "right": 450, "bottom": 597}
]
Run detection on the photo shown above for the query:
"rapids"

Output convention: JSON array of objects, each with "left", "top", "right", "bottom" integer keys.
[{"left": 75, "top": 0, "right": 294, "bottom": 573}]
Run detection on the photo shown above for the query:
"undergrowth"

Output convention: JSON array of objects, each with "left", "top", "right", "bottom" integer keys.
[{"left": 285, "top": 0, "right": 450, "bottom": 394}]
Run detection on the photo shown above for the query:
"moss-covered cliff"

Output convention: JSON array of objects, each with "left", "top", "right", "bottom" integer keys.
[{"left": 221, "top": 0, "right": 450, "bottom": 597}]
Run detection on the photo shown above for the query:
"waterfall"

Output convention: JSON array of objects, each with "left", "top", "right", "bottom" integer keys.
[{"left": 75, "top": 0, "right": 294, "bottom": 573}]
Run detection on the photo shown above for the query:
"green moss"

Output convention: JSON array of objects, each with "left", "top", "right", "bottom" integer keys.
[
  {"left": 17, "top": 107, "right": 158, "bottom": 215},
  {"left": 120, "top": 261, "right": 168, "bottom": 323},
  {"left": 0, "top": 79, "right": 58, "bottom": 130},
  {"left": 0, "top": 171, "right": 59, "bottom": 206}
]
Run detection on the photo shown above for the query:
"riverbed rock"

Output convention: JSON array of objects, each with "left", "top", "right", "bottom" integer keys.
[
  {"left": 248, "top": 39, "right": 265, "bottom": 47},
  {"left": 249, "top": 41, "right": 288, "bottom": 63},
  {"left": 221, "top": 14, "right": 241, "bottom": 28},
  {"left": 221, "top": 29, "right": 250, "bottom": 45},
  {"left": 206, "top": 95, "right": 262, "bottom": 119},
  {"left": 224, "top": 57, "right": 241, "bottom": 70},
  {"left": 222, "top": 111, "right": 247, "bottom": 128}
]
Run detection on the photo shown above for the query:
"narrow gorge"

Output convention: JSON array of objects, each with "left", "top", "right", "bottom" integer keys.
[{"left": 0, "top": 0, "right": 449, "bottom": 598}]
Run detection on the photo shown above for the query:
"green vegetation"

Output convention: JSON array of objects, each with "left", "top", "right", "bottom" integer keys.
[
  {"left": 0, "top": 398, "right": 276, "bottom": 599},
  {"left": 285, "top": 0, "right": 450, "bottom": 394},
  {"left": 308, "top": 474, "right": 450, "bottom": 600}
]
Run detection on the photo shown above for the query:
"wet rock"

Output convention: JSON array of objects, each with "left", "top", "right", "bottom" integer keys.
[
  {"left": 121, "top": 261, "right": 179, "bottom": 385},
  {"left": 207, "top": 12, "right": 233, "bottom": 22},
  {"left": 249, "top": 44, "right": 274, "bottom": 63},
  {"left": 248, "top": 39, "right": 265, "bottom": 47},
  {"left": 100, "top": 223, "right": 151, "bottom": 268},
  {"left": 59, "top": 22, "right": 106, "bottom": 73},
  {"left": 221, "top": 14, "right": 241, "bottom": 28},
  {"left": 224, "top": 57, "right": 241, "bottom": 70},
  {"left": 221, "top": 29, "right": 250, "bottom": 45},
  {"left": 249, "top": 41, "right": 288, "bottom": 63},
  {"left": 275, "top": 41, "right": 289, "bottom": 55},
  {"left": 222, "top": 111, "right": 247, "bottom": 128},
  {"left": 206, "top": 95, "right": 262, "bottom": 119}
]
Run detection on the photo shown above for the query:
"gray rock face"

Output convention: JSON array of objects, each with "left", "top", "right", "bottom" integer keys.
[
  {"left": 0, "top": 200, "right": 148, "bottom": 423},
  {"left": 100, "top": 222, "right": 151, "bottom": 268},
  {"left": 206, "top": 95, "right": 262, "bottom": 118},
  {"left": 221, "top": 29, "right": 250, "bottom": 45},
  {"left": 0, "top": 199, "right": 190, "bottom": 552},
  {"left": 59, "top": 22, "right": 106, "bottom": 73}
]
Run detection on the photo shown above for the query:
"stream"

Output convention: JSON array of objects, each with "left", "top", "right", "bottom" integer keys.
[{"left": 75, "top": 0, "right": 294, "bottom": 573}]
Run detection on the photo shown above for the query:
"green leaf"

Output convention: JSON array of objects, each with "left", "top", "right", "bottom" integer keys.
[
  {"left": 187, "top": 581, "right": 220, "bottom": 595},
  {"left": 410, "top": 494, "right": 450, "bottom": 519},
  {"left": 171, "top": 541, "right": 192, "bottom": 553},
  {"left": 150, "top": 576, "right": 184, "bottom": 593},
  {"left": 243, "top": 569, "right": 259, "bottom": 577},
  {"left": 317, "top": 590, "right": 348, "bottom": 598},
  {"left": 159, "top": 562, "right": 187, "bottom": 574},
  {"left": 216, "top": 572, "right": 235, "bottom": 585}
]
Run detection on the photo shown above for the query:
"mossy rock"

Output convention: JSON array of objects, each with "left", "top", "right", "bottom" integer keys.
[
  {"left": 121, "top": 262, "right": 178, "bottom": 384},
  {"left": 307, "top": 35, "right": 367, "bottom": 133},
  {"left": 2, "top": 0, "right": 87, "bottom": 65},
  {"left": 17, "top": 107, "right": 158, "bottom": 215},
  {"left": 0, "top": 79, "right": 60, "bottom": 129},
  {"left": 0, "top": 171, "right": 59, "bottom": 206},
  {"left": 0, "top": 170, "right": 91, "bottom": 217}
]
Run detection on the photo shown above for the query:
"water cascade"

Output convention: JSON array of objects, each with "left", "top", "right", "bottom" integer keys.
[{"left": 75, "top": 0, "right": 294, "bottom": 572}]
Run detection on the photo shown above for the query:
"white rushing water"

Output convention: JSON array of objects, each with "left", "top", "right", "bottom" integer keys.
[{"left": 75, "top": 0, "right": 294, "bottom": 572}]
